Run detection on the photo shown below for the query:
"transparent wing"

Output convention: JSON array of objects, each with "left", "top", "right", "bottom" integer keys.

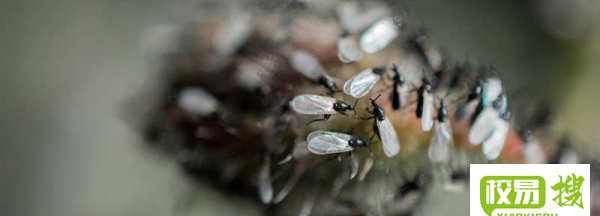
[
  {"left": 290, "top": 50, "right": 324, "bottom": 81},
  {"left": 428, "top": 122, "right": 453, "bottom": 162},
  {"left": 307, "top": 131, "right": 353, "bottom": 155},
  {"left": 290, "top": 94, "right": 337, "bottom": 115},
  {"left": 468, "top": 107, "right": 498, "bottom": 145},
  {"left": 360, "top": 17, "right": 399, "bottom": 53},
  {"left": 337, "top": 36, "right": 363, "bottom": 63},
  {"left": 421, "top": 91, "right": 434, "bottom": 131},
  {"left": 343, "top": 69, "right": 381, "bottom": 98},
  {"left": 482, "top": 118, "right": 509, "bottom": 160},
  {"left": 377, "top": 118, "right": 400, "bottom": 157}
]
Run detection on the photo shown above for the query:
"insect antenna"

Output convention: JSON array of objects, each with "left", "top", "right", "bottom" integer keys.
[{"left": 370, "top": 94, "right": 382, "bottom": 103}]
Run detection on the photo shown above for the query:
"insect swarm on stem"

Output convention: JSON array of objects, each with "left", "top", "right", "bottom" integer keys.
[{"left": 128, "top": 0, "right": 576, "bottom": 215}]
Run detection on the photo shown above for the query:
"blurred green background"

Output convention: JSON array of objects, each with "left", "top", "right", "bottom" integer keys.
[{"left": 1, "top": 0, "right": 598, "bottom": 215}]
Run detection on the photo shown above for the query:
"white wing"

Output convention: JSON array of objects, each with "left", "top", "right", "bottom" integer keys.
[
  {"left": 343, "top": 68, "right": 381, "bottom": 98},
  {"left": 428, "top": 122, "right": 453, "bottom": 162},
  {"left": 290, "top": 50, "right": 324, "bottom": 81},
  {"left": 360, "top": 17, "right": 399, "bottom": 53},
  {"left": 336, "top": 2, "right": 389, "bottom": 33},
  {"left": 337, "top": 36, "right": 363, "bottom": 63},
  {"left": 424, "top": 45, "right": 443, "bottom": 72},
  {"left": 421, "top": 91, "right": 434, "bottom": 131},
  {"left": 468, "top": 107, "right": 499, "bottom": 145},
  {"left": 289, "top": 94, "right": 337, "bottom": 115},
  {"left": 350, "top": 153, "right": 359, "bottom": 179},
  {"left": 307, "top": 131, "right": 354, "bottom": 155},
  {"left": 358, "top": 157, "right": 374, "bottom": 181},
  {"left": 482, "top": 118, "right": 509, "bottom": 160},
  {"left": 394, "top": 84, "right": 412, "bottom": 109},
  {"left": 258, "top": 157, "right": 273, "bottom": 204},
  {"left": 481, "top": 78, "right": 503, "bottom": 106},
  {"left": 178, "top": 87, "right": 219, "bottom": 116},
  {"left": 214, "top": 13, "right": 252, "bottom": 57},
  {"left": 377, "top": 118, "right": 400, "bottom": 157}
]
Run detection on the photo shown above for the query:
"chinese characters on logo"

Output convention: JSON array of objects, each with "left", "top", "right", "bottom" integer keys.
[
  {"left": 551, "top": 173, "right": 585, "bottom": 208},
  {"left": 480, "top": 176, "right": 546, "bottom": 215}
]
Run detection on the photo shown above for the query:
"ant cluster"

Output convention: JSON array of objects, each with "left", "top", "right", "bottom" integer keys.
[{"left": 130, "top": 1, "right": 580, "bottom": 215}]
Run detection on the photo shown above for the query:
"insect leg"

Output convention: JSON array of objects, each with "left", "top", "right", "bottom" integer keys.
[
  {"left": 306, "top": 114, "right": 331, "bottom": 126},
  {"left": 358, "top": 115, "right": 375, "bottom": 121}
]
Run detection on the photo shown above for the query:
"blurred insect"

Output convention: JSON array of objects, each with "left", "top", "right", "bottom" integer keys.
[
  {"left": 468, "top": 93, "right": 506, "bottom": 144},
  {"left": 306, "top": 130, "right": 369, "bottom": 155},
  {"left": 349, "top": 153, "right": 360, "bottom": 179},
  {"left": 343, "top": 67, "right": 386, "bottom": 98},
  {"left": 364, "top": 95, "right": 400, "bottom": 157},
  {"left": 408, "top": 32, "right": 444, "bottom": 72},
  {"left": 289, "top": 94, "right": 357, "bottom": 124},
  {"left": 389, "top": 64, "right": 415, "bottom": 110},
  {"left": 337, "top": 33, "right": 364, "bottom": 63},
  {"left": 480, "top": 77, "right": 503, "bottom": 107},
  {"left": 358, "top": 156, "right": 374, "bottom": 181},
  {"left": 553, "top": 135, "right": 579, "bottom": 164},
  {"left": 455, "top": 79, "right": 483, "bottom": 121},
  {"left": 177, "top": 87, "right": 220, "bottom": 116},
  {"left": 481, "top": 110, "right": 510, "bottom": 160},
  {"left": 521, "top": 130, "right": 547, "bottom": 164},
  {"left": 469, "top": 93, "right": 510, "bottom": 160},
  {"left": 336, "top": 1, "right": 389, "bottom": 34},
  {"left": 290, "top": 50, "right": 338, "bottom": 94},
  {"left": 360, "top": 17, "right": 400, "bottom": 53},
  {"left": 258, "top": 156, "right": 273, "bottom": 204},
  {"left": 468, "top": 77, "right": 505, "bottom": 126},
  {"left": 273, "top": 163, "right": 306, "bottom": 203},
  {"left": 428, "top": 99, "right": 453, "bottom": 162},
  {"left": 416, "top": 80, "right": 435, "bottom": 131}
]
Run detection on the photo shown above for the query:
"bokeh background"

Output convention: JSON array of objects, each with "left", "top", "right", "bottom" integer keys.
[{"left": 1, "top": 0, "right": 599, "bottom": 215}]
